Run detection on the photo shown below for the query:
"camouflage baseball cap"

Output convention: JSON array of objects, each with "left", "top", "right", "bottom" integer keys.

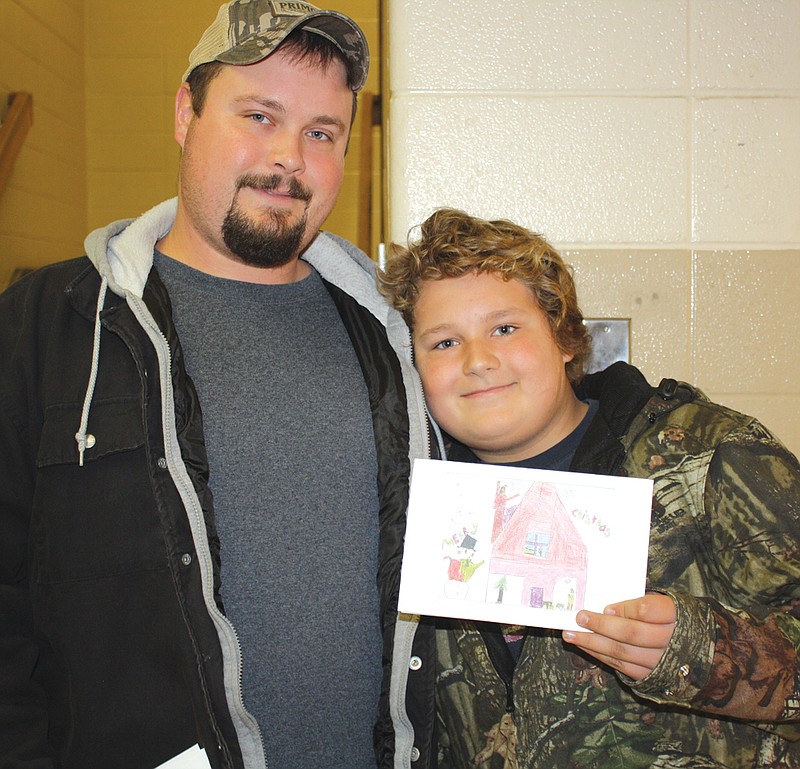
[{"left": 183, "top": 0, "right": 369, "bottom": 91}]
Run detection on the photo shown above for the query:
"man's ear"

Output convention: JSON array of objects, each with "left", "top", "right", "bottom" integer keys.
[{"left": 174, "top": 83, "right": 194, "bottom": 149}]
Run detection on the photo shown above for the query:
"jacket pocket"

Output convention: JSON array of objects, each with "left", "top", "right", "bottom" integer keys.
[
  {"left": 37, "top": 396, "right": 144, "bottom": 467},
  {"left": 33, "top": 397, "right": 168, "bottom": 584}
]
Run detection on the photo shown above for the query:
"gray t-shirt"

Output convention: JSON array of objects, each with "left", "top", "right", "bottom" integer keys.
[{"left": 154, "top": 252, "right": 382, "bottom": 768}]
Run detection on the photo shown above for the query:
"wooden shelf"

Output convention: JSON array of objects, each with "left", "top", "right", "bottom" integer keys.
[{"left": 0, "top": 92, "right": 33, "bottom": 199}]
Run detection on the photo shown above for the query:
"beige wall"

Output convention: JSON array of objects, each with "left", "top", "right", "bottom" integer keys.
[
  {"left": 387, "top": 0, "right": 800, "bottom": 456},
  {"left": 0, "top": 0, "right": 86, "bottom": 282},
  {"left": 85, "top": 0, "right": 220, "bottom": 229}
]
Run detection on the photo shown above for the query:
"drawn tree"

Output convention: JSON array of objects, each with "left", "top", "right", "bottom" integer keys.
[{"left": 494, "top": 575, "right": 508, "bottom": 604}]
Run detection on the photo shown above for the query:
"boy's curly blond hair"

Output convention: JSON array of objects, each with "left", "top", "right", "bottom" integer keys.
[{"left": 378, "top": 208, "right": 591, "bottom": 384}]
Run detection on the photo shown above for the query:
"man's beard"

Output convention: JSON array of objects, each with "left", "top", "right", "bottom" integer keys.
[{"left": 221, "top": 174, "right": 312, "bottom": 269}]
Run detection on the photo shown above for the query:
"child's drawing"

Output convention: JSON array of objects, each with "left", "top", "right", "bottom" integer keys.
[{"left": 399, "top": 459, "right": 653, "bottom": 631}]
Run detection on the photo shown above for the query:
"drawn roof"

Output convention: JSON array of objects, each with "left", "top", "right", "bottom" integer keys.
[{"left": 493, "top": 482, "right": 588, "bottom": 562}]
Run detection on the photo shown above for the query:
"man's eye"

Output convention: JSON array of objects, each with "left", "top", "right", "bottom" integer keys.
[
  {"left": 249, "top": 113, "right": 268, "bottom": 123},
  {"left": 308, "top": 130, "right": 332, "bottom": 141}
]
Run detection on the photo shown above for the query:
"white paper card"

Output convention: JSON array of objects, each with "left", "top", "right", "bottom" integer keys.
[
  {"left": 398, "top": 459, "right": 654, "bottom": 632},
  {"left": 154, "top": 745, "right": 212, "bottom": 769}
]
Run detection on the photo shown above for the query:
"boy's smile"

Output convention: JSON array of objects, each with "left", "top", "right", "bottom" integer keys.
[
  {"left": 462, "top": 383, "right": 514, "bottom": 398},
  {"left": 413, "top": 271, "right": 587, "bottom": 463}
]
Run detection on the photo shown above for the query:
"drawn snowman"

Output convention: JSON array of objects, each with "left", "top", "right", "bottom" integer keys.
[{"left": 443, "top": 527, "right": 484, "bottom": 599}]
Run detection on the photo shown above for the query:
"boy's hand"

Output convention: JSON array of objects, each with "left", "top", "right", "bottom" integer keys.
[{"left": 561, "top": 593, "right": 677, "bottom": 680}]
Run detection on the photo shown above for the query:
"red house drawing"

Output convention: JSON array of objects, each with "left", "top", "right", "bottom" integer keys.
[{"left": 490, "top": 482, "right": 588, "bottom": 610}]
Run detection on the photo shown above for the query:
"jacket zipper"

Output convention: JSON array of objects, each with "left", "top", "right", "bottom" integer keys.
[
  {"left": 408, "top": 326, "right": 436, "bottom": 461},
  {"left": 479, "top": 624, "right": 517, "bottom": 715},
  {"left": 131, "top": 295, "right": 267, "bottom": 768}
]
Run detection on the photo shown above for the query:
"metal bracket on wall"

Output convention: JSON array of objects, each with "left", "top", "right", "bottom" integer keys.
[{"left": 583, "top": 318, "right": 630, "bottom": 374}]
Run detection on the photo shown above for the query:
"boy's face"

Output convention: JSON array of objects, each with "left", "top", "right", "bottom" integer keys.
[{"left": 413, "top": 272, "right": 585, "bottom": 464}]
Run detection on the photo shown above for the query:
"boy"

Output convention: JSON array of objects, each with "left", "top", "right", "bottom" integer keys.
[{"left": 379, "top": 208, "right": 800, "bottom": 768}]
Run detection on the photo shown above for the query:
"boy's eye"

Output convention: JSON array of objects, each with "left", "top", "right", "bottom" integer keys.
[
  {"left": 492, "top": 324, "right": 517, "bottom": 337},
  {"left": 433, "top": 338, "right": 459, "bottom": 350},
  {"left": 249, "top": 113, "right": 270, "bottom": 124}
]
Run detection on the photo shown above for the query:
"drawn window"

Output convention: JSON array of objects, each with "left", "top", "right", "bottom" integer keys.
[{"left": 523, "top": 532, "right": 550, "bottom": 558}]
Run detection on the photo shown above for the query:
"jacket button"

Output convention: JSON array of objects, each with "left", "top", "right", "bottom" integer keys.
[
  {"left": 409, "top": 656, "right": 423, "bottom": 671},
  {"left": 157, "top": 457, "right": 168, "bottom": 470},
  {"left": 410, "top": 747, "right": 420, "bottom": 762},
  {"left": 181, "top": 553, "right": 192, "bottom": 566}
]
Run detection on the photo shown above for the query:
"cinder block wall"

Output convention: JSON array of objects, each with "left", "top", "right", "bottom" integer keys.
[
  {"left": 0, "top": 0, "right": 86, "bottom": 282},
  {"left": 84, "top": 0, "right": 220, "bottom": 230},
  {"left": 387, "top": 0, "right": 800, "bottom": 456}
]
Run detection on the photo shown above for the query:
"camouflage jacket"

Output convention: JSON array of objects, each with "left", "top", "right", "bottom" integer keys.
[{"left": 428, "top": 362, "right": 800, "bottom": 769}]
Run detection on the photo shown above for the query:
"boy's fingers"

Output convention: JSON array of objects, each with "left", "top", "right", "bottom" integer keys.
[
  {"left": 577, "top": 647, "right": 654, "bottom": 680},
  {"left": 574, "top": 609, "right": 668, "bottom": 649},
  {"left": 563, "top": 596, "right": 677, "bottom": 680},
  {"left": 604, "top": 593, "right": 677, "bottom": 625},
  {"left": 563, "top": 621, "right": 666, "bottom": 677}
]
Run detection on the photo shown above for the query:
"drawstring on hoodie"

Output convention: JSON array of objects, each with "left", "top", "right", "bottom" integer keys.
[{"left": 75, "top": 276, "right": 108, "bottom": 466}]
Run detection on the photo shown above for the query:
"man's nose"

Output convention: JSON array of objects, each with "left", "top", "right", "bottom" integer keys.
[{"left": 267, "top": 130, "right": 304, "bottom": 175}]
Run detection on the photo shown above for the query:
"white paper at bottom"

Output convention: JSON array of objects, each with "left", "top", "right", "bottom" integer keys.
[{"left": 154, "top": 745, "right": 212, "bottom": 769}]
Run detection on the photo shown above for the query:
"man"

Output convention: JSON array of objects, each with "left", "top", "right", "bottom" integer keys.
[{"left": 0, "top": 2, "right": 429, "bottom": 767}]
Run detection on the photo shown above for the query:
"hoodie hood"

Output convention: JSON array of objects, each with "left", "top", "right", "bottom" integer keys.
[
  {"left": 84, "top": 198, "right": 178, "bottom": 300},
  {"left": 304, "top": 230, "right": 392, "bottom": 325}
]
